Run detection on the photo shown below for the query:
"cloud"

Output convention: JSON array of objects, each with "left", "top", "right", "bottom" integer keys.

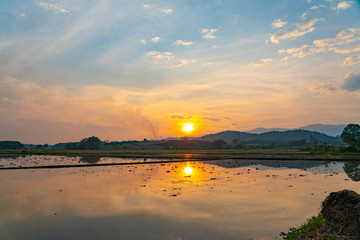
[
  {"left": 272, "top": 19, "right": 287, "bottom": 28},
  {"left": 279, "top": 28, "right": 360, "bottom": 60},
  {"left": 247, "top": 58, "right": 273, "bottom": 68},
  {"left": 201, "top": 29, "right": 218, "bottom": 39},
  {"left": 162, "top": 8, "right": 173, "bottom": 14},
  {"left": 146, "top": 51, "right": 174, "bottom": 61},
  {"left": 173, "top": 40, "right": 194, "bottom": 46},
  {"left": 37, "top": 2, "right": 70, "bottom": 14},
  {"left": 175, "top": 59, "right": 196, "bottom": 68},
  {"left": 202, "top": 62, "right": 214, "bottom": 66},
  {"left": 143, "top": 3, "right": 151, "bottom": 9},
  {"left": 310, "top": 4, "right": 325, "bottom": 9},
  {"left": 20, "top": 13, "right": 26, "bottom": 17},
  {"left": 335, "top": 1, "right": 353, "bottom": 11},
  {"left": 343, "top": 55, "right": 360, "bottom": 66},
  {"left": 342, "top": 72, "right": 360, "bottom": 91},
  {"left": 270, "top": 13, "right": 324, "bottom": 44},
  {"left": 151, "top": 37, "right": 160, "bottom": 43},
  {"left": 140, "top": 39, "right": 146, "bottom": 44}
]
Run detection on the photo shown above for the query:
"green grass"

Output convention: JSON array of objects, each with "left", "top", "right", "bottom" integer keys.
[{"left": 284, "top": 215, "right": 337, "bottom": 240}]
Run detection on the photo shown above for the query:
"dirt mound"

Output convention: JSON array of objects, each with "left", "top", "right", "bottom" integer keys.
[{"left": 320, "top": 189, "right": 360, "bottom": 239}]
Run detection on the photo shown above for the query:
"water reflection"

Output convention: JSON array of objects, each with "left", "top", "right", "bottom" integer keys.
[
  {"left": 80, "top": 156, "right": 101, "bottom": 164},
  {"left": 0, "top": 159, "right": 359, "bottom": 240}
]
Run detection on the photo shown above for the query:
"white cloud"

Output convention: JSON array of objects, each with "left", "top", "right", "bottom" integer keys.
[
  {"left": 151, "top": 37, "right": 160, "bottom": 43},
  {"left": 247, "top": 58, "right": 273, "bottom": 68},
  {"left": 310, "top": 4, "right": 325, "bottom": 9},
  {"left": 146, "top": 51, "right": 174, "bottom": 61},
  {"left": 173, "top": 40, "right": 194, "bottom": 46},
  {"left": 162, "top": 8, "right": 173, "bottom": 14},
  {"left": 343, "top": 55, "right": 360, "bottom": 66},
  {"left": 270, "top": 13, "right": 324, "bottom": 44},
  {"left": 279, "top": 28, "right": 360, "bottom": 60},
  {"left": 140, "top": 39, "right": 146, "bottom": 44},
  {"left": 175, "top": 59, "right": 196, "bottom": 68},
  {"left": 20, "top": 13, "right": 26, "bottom": 17},
  {"left": 201, "top": 29, "right": 218, "bottom": 39},
  {"left": 37, "top": 2, "right": 70, "bottom": 14},
  {"left": 336, "top": 1, "right": 353, "bottom": 10},
  {"left": 203, "top": 62, "right": 215, "bottom": 66},
  {"left": 143, "top": 3, "right": 151, "bottom": 9},
  {"left": 272, "top": 19, "right": 287, "bottom": 28}
]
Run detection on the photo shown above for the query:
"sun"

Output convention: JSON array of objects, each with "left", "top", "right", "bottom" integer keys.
[
  {"left": 182, "top": 123, "right": 194, "bottom": 133},
  {"left": 184, "top": 166, "right": 194, "bottom": 176}
]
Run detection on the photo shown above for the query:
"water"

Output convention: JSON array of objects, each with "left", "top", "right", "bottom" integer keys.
[{"left": 0, "top": 156, "right": 359, "bottom": 240}]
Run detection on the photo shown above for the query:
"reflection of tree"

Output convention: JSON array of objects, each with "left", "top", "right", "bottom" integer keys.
[
  {"left": 80, "top": 156, "right": 101, "bottom": 164},
  {"left": 343, "top": 162, "right": 360, "bottom": 182}
]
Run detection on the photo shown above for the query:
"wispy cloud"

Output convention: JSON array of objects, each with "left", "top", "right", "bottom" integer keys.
[
  {"left": 343, "top": 55, "right": 360, "bottom": 66},
  {"left": 173, "top": 40, "right": 194, "bottom": 46},
  {"left": 143, "top": 3, "right": 151, "bottom": 9},
  {"left": 146, "top": 51, "right": 174, "bottom": 61},
  {"left": 310, "top": 4, "right": 325, "bottom": 10},
  {"left": 272, "top": 19, "right": 287, "bottom": 28},
  {"left": 162, "top": 8, "right": 173, "bottom": 14},
  {"left": 279, "top": 28, "right": 360, "bottom": 60},
  {"left": 151, "top": 37, "right": 160, "bottom": 43},
  {"left": 335, "top": 1, "right": 353, "bottom": 11},
  {"left": 140, "top": 39, "right": 146, "bottom": 44},
  {"left": 270, "top": 13, "right": 324, "bottom": 44},
  {"left": 175, "top": 59, "right": 196, "bottom": 68},
  {"left": 37, "top": 1, "right": 70, "bottom": 14},
  {"left": 201, "top": 29, "right": 218, "bottom": 39},
  {"left": 247, "top": 58, "right": 273, "bottom": 67}
]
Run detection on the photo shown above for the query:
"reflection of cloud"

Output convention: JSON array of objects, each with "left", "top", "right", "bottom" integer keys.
[
  {"left": 247, "top": 58, "right": 272, "bottom": 68},
  {"left": 271, "top": 13, "right": 323, "bottom": 44},
  {"left": 201, "top": 29, "right": 217, "bottom": 39},
  {"left": 272, "top": 19, "right": 287, "bottom": 28}
]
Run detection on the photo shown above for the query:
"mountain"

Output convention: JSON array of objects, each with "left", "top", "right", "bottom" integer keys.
[
  {"left": 246, "top": 124, "right": 346, "bottom": 137},
  {"left": 246, "top": 127, "right": 288, "bottom": 134},
  {"left": 200, "top": 129, "right": 341, "bottom": 145},
  {"left": 294, "top": 124, "right": 346, "bottom": 137}
]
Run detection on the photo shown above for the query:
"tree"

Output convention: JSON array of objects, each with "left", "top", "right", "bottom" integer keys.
[
  {"left": 212, "top": 139, "right": 226, "bottom": 149},
  {"left": 309, "top": 135, "right": 318, "bottom": 146},
  {"left": 79, "top": 136, "right": 102, "bottom": 150},
  {"left": 341, "top": 124, "right": 360, "bottom": 148}
]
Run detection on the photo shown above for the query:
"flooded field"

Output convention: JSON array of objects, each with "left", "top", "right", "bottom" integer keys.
[{"left": 0, "top": 156, "right": 359, "bottom": 240}]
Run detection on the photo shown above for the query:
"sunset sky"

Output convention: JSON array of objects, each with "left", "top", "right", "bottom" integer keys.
[{"left": 1, "top": 0, "right": 360, "bottom": 144}]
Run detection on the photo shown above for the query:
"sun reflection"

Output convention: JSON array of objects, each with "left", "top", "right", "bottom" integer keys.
[{"left": 184, "top": 166, "right": 194, "bottom": 176}]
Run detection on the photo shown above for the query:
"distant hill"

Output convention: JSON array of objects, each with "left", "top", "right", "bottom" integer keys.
[
  {"left": 246, "top": 124, "right": 346, "bottom": 137},
  {"left": 200, "top": 130, "right": 341, "bottom": 145}
]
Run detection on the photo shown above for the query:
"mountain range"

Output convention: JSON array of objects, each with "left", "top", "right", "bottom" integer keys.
[{"left": 245, "top": 124, "right": 345, "bottom": 137}]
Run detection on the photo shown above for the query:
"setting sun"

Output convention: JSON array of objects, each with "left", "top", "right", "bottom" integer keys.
[{"left": 182, "top": 123, "right": 194, "bottom": 133}]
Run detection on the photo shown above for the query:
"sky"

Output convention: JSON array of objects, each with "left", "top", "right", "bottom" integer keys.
[{"left": 0, "top": 0, "right": 360, "bottom": 144}]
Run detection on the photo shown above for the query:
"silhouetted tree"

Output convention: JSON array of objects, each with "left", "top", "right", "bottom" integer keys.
[
  {"left": 79, "top": 136, "right": 102, "bottom": 150},
  {"left": 309, "top": 135, "right": 318, "bottom": 146},
  {"left": 212, "top": 139, "right": 226, "bottom": 149},
  {"left": 0, "top": 141, "right": 24, "bottom": 149},
  {"left": 343, "top": 162, "right": 360, "bottom": 182},
  {"left": 341, "top": 124, "right": 360, "bottom": 148}
]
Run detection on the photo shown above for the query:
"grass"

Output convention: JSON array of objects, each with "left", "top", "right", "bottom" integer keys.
[{"left": 284, "top": 215, "right": 337, "bottom": 240}]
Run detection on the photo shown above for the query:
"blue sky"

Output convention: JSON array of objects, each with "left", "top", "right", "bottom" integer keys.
[{"left": 0, "top": 0, "right": 360, "bottom": 143}]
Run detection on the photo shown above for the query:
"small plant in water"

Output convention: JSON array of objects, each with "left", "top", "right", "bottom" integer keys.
[{"left": 283, "top": 214, "right": 337, "bottom": 240}]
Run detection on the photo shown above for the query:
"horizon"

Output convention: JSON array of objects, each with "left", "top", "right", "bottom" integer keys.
[{"left": 1, "top": 1, "right": 360, "bottom": 144}]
